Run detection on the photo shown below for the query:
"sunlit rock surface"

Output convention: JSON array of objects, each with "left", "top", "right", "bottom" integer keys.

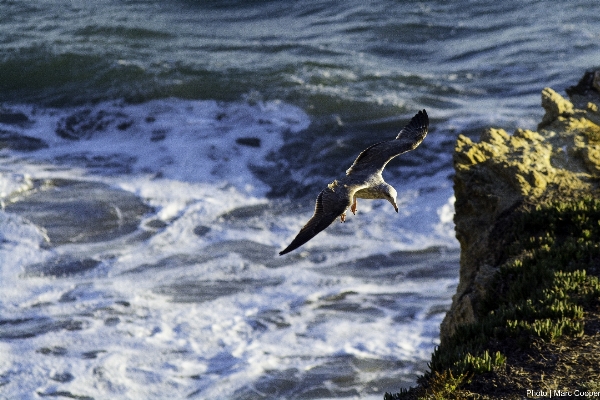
[{"left": 441, "top": 71, "right": 600, "bottom": 341}]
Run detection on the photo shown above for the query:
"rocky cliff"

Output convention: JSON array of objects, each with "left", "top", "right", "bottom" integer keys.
[
  {"left": 386, "top": 70, "right": 600, "bottom": 400},
  {"left": 441, "top": 71, "right": 600, "bottom": 342}
]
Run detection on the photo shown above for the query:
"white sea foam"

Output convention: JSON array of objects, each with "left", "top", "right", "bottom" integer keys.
[
  {"left": 3, "top": 98, "right": 309, "bottom": 196},
  {"left": 0, "top": 98, "right": 459, "bottom": 399}
]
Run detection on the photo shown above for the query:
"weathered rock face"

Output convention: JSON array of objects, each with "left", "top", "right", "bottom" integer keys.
[{"left": 440, "top": 71, "right": 600, "bottom": 342}]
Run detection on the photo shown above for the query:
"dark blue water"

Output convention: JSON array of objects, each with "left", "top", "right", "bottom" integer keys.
[{"left": 0, "top": 1, "right": 599, "bottom": 398}]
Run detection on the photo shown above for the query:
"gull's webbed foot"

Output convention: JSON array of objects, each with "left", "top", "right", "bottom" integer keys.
[
  {"left": 340, "top": 212, "right": 346, "bottom": 223},
  {"left": 350, "top": 198, "right": 357, "bottom": 215}
]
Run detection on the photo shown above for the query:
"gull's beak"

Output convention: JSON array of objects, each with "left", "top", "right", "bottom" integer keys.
[{"left": 393, "top": 203, "right": 398, "bottom": 213}]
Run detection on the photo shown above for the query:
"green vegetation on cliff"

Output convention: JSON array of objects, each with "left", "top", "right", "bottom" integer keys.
[
  {"left": 385, "top": 71, "right": 600, "bottom": 400},
  {"left": 387, "top": 194, "right": 600, "bottom": 399}
]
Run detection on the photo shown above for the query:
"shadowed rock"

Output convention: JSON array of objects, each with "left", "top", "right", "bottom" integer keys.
[
  {"left": 193, "top": 225, "right": 211, "bottom": 236},
  {"left": 0, "top": 129, "right": 48, "bottom": 151},
  {"left": 56, "top": 108, "right": 134, "bottom": 140},
  {"left": 50, "top": 372, "right": 74, "bottom": 383},
  {"left": 236, "top": 137, "right": 261, "bottom": 147},
  {"left": 4, "top": 179, "right": 153, "bottom": 245},
  {"left": 0, "top": 317, "right": 84, "bottom": 339},
  {"left": 37, "top": 390, "right": 93, "bottom": 400},
  {"left": 23, "top": 256, "right": 100, "bottom": 278},
  {"left": 0, "top": 111, "right": 29, "bottom": 125}
]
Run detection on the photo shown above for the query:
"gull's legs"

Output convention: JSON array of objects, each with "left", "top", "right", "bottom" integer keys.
[{"left": 350, "top": 197, "right": 357, "bottom": 215}]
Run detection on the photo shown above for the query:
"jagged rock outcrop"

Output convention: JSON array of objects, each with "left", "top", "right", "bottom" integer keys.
[{"left": 440, "top": 71, "right": 600, "bottom": 342}]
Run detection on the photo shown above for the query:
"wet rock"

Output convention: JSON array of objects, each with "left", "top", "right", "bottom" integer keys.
[
  {"left": 0, "top": 129, "right": 48, "bottom": 151},
  {"left": 218, "top": 203, "right": 272, "bottom": 221},
  {"left": 104, "top": 317, "right": 120, "bottom": 326},
  {"left": 566, "top": 69, "right": 600, "bottom": 114},
  {"left": 0, "top": 318, "right": 83, "bottom": 339},
  {"left": 117, "top": 120, "right": 133, "bottom": 130},
  {"left": 145, "top": 219, "right": 168, "bottom": 229},
  {"left": 37, "top": 391, "right": 93, "bottom": 400},
  {"left": 252, "top": 309, "right": 291, "bottom": 330},
  {"left": 23, "top": 256, "right": 100, "bottom": 278},
  {"left": 56, "top": 108, "right": 134, "bottom": 140},
  {"left": 59, "top": 291, "right": 78, "bottom": 303},
  {"left": 81, "top": 350, "right": 106, "bottom": 359},
  {"left": 192, "top": 225, "right": 211, "bottom": 236},
  {"left": 4, "top": 179, "right": 153, "bottom": 245},
  {"left": 236, "top": 137, "right": 261, "bottom": 147},
  {"left": 150, "top": 129, "right": 167, "bottom": 142},
  {"left": 37, "top": 346, "right": 68, "bottom": 356},
  {"left": 50, "top": 372, "right": 74, "bottom": 383},
  {"left": 0, "top": 111, "right": 29, "bottom": 125},
  {"left": 566, "top": 69, "right": 600, "bottom": 97}
]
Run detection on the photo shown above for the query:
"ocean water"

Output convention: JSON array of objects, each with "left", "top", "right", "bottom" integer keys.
[{"left": 0, "top": 1, "right": 598, "bottom": 399}]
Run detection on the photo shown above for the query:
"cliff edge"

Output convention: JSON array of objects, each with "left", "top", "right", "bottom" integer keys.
[
  {"left": 442, "top": 71, "right": 600, "bottom": 341},
  {"left": 386, "top": 70, "right": 600, "bottom": 399}
]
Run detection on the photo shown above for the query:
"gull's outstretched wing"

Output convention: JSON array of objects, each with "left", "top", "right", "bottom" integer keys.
[
  {"left": 346, "top": 109, "right": 428, "bottom": 176},
  {"left": 279, "top": 110, "right": 428, "bottom": 255},
  {"left": 279, "top": 186, "right": 350, "bottom": 255}
]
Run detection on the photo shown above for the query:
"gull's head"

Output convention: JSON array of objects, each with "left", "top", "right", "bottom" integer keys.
[{"left": 384, "top": 185, "right": 398, "bottom": 213}]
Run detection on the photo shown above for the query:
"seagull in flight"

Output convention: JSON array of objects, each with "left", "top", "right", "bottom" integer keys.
[{"left": 279, "top": 110, "right": 429, "bottom": 255}]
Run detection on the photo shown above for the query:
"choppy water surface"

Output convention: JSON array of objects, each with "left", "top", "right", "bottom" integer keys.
[{"left": 0, "top": 1, "right": 598, "bottom": 398}]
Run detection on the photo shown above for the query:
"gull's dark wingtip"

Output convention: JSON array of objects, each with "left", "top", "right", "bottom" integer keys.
[
  {"left": 396, "top": 109, "right": 429, "bottom": 141},
  {"left": 415, "top": 109, "right": 428, "bottom": 127},
  {"left": 279, "top": 235, "right": 306, "bottom": 255},
  {"left": 278, "top": 243, "right": 299, "bottom": 256},
  {"left": 279, "top": 236, "right": 308, "bottom": 255},
  {"left": 279, "top": 236, "right": 304, "bottom": 256}
]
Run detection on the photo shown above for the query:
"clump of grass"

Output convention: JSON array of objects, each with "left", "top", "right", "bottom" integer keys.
[
  {"left": 427, "top": 333, "right": 506, "bottom": 377},
  {"left": 500, "top": 268, "right": 600, "bottom": 341},
  {"left": 420, "top": 370, "right": 472, "bottom": 400},
  {"left": 384, "top": 370, "right": 471, "bottom": 400},
  {"left": 454, "top": 350, "right": 506, "bottom": 374},
  {"left": 389, "top": 194, "right": 600, "bottom": 399},
  {"left": 486, "top": 195, "right": 600, "bottom": 344}
]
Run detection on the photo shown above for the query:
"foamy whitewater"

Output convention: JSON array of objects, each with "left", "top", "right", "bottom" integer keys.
[
  {"left": 0, "top": 0, "right": 598, "bottom": 398},
  {"left": 0, "top": 100, "right": 457, "bottom": 399}
]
